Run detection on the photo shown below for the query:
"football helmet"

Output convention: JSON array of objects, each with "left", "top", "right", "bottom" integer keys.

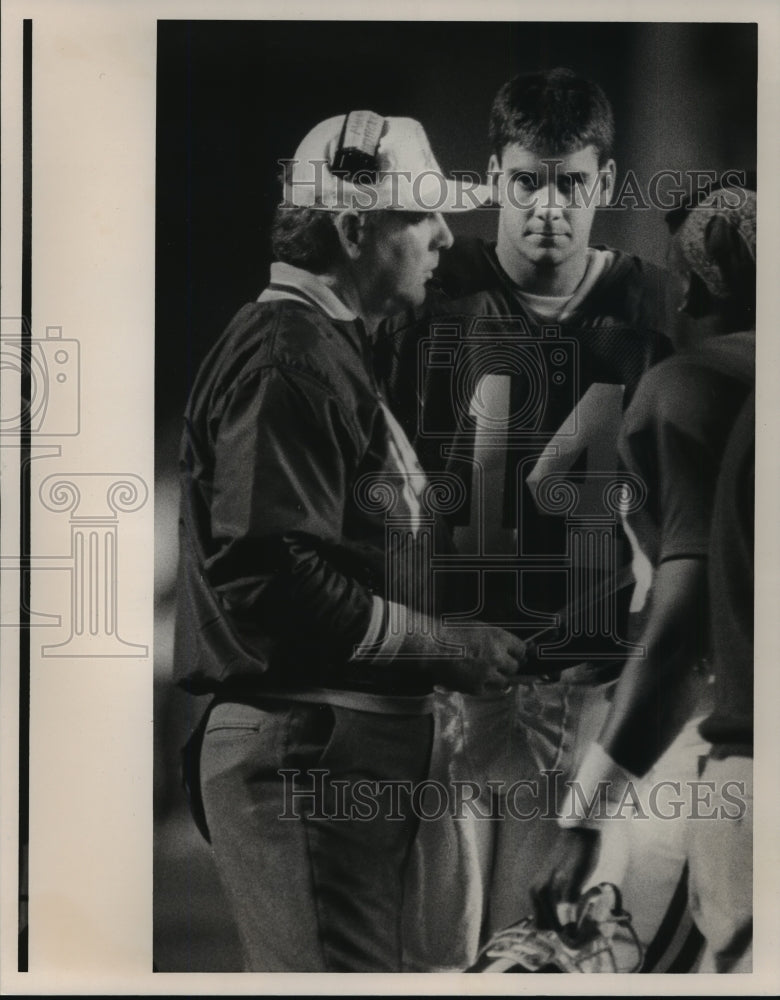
[{"left": 468, "top": 882, "right": 644, "bottom": 973}]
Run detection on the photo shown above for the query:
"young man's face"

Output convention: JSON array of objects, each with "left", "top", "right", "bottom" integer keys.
[
  {"left": 359, "top": 211, "right": 454, "bottom": 315},
  {"left": 489, "top": 143, "right": 615, "bottom": 280}
]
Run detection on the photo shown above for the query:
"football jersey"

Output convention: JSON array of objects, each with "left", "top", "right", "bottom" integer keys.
[{"left": 379, "top": 238, "right": 670, "bottom": 664}]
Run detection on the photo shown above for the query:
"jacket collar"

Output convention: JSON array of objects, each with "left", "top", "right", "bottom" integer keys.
[{"left": 258, "top": 262, "right": 358, "bottom": 322}]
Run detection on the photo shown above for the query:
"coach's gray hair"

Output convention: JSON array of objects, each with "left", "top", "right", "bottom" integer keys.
[{"left": 270, "top": 207, "right": 344, "bottom": 274}]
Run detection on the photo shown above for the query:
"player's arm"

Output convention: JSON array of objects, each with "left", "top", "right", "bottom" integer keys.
[
  {"left": 597, "top": 556, "right": 708, "bottom": 775},
  {"left": 531, "top": 558, "right": 706, "bottom": 910},
  {"left": 534, "top": 367, "right": 719, "bottom": 904}
]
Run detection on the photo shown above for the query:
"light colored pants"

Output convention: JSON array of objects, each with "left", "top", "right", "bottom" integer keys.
[
  {"left": 401, "top": 674, "right": 614, "bottom": 971},
  {"left": 401, "top": 671, "right": 714, "bottom": 972},
  {"left": 687, "top": 754, "right": 753, "bottom": 972},
  {"left": 593, "top": 710, "right": 712, "bottom": 966},
  {"left": 200, "top": 698, "right": 433, "bottom": 971}
]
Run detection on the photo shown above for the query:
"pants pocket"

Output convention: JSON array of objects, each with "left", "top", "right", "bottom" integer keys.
[{"left": 204, "top": 700, "right": 268, "bottom": 737}]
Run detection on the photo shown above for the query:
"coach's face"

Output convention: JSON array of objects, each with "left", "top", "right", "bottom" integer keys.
[
  {"left": 490, "top": 144, "right": 615, "bottom": 284},
  {"left": 358, "top": 210, "right": 454, "bottom": 315}
]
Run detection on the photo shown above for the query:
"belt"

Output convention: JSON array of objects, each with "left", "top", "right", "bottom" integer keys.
[{"left": 214, "top": 681, "right": 437, "bottom": 716}]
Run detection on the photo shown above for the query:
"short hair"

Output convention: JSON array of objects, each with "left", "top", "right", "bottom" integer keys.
[
  {"left": 489, "top": 68, "right": 615, "bottom": 165},
  {"left": 270, "top": 206, "right": 343, "bottom": 274},
  {"left": 271, "top": 206, "right": 429, "bottom": 274}
]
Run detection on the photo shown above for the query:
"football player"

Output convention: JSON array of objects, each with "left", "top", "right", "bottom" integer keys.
[
  {"left": 377, "top": 67, "right": 674, "bottom": 970},
  {"left": 534, "top": 187, "right": 756, "bottom": 973}
]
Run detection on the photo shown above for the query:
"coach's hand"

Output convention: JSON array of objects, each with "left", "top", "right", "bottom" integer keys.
[
  {"left": 432, "top": 623, "right": 528, "bottom": 695},
  {"left": 394, "top": 612, "right": 526, "bottom": 694}
]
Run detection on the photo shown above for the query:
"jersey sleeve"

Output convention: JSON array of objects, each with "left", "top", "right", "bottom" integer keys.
[{"left": 619, "top": 361, "right": 729, "bottom": 565}]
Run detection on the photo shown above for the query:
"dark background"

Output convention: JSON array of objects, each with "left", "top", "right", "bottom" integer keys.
[
  {"left": 153, "top": 20, "right": 757, "bottom": 971},
  {"left": 155, "top": 20, "right": 757, "bottom": 434}
]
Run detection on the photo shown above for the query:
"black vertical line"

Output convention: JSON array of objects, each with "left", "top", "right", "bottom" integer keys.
[
  {"left": 185, "top": 22, "right": 195, "bottom": 408},
  {"left": 18, "top": 16, "right": 32, "bottom": 974}
]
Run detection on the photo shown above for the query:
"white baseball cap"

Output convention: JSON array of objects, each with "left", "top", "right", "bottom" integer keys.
[{"left": 280, "top": 111, "right": 492, "bottom": 213}]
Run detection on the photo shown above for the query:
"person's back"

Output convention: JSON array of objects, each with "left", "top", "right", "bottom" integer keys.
[{"left": 534, "top": 186, "right": 757, "bottom": 975}]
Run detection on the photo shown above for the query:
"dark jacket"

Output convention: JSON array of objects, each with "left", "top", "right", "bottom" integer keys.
[{"left": 174, "top": 269, "right": 446, "bottom": 701}]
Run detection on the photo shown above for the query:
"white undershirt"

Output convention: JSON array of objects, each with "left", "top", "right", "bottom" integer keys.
[{"left": 514, "top": 247, "right": 615, "bottom": 322}]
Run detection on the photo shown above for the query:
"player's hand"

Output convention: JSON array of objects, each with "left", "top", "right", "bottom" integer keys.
[
  {"left": 531, "top": 827, "right": 601, "bottom": 924},
  {"left": 432, "top": 623, "right": 528, "bottom": 695}
]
